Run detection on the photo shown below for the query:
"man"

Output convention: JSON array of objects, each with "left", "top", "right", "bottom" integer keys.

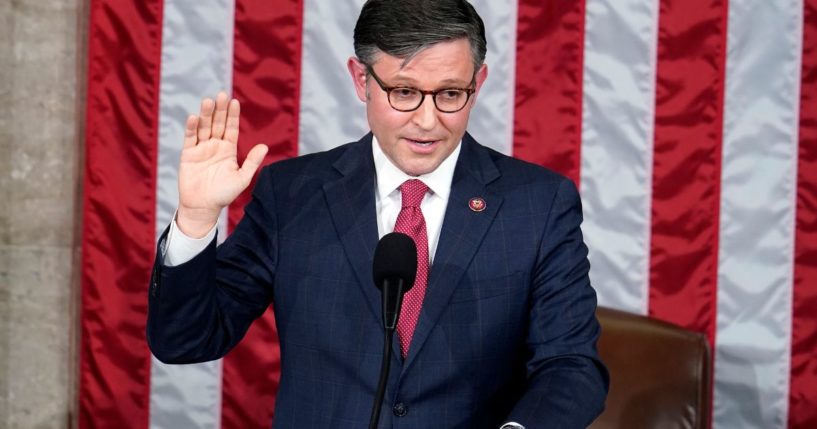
[{"left": 147, "top": 0, "right": 608, "bottom": 428}]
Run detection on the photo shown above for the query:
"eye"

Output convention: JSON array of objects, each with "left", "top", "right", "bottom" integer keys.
[
  {"left": 391, "top": 88, "right": 418, "bottom": 100},
  {"left": 438, "top": 89, "right": 464, "bottom": 100}
]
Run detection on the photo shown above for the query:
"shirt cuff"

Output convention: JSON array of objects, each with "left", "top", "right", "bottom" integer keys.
[{"left": 162, "top": 217, "right": 217, "bottom": 266}]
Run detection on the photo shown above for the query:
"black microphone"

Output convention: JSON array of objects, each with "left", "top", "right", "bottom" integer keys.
[
  {"left": 369, "top": 232, "right": 417, "bottom": 429},
  {"left": 373, "top": 232, "right": 417, "bottom": 331}
]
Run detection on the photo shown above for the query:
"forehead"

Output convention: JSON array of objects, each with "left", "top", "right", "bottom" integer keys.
[{"left": 372, "top": 38, "right": 475, "bottom": 85}]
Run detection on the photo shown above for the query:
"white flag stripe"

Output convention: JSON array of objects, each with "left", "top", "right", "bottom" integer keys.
[
  {"left": 299, "top": 0, "right": 369, "bottom": 155},
  {"left": 580, "top": 0, "right": 660, "bottom": 315},
  {"left": 465, "top": 0, "right": 518, "bottom": 155},
  {"left": 150, "top": 0, "right": 235, "bottom": 427},
  {"left": 714, "top": 0, "right": 803, "bottom": 428}
]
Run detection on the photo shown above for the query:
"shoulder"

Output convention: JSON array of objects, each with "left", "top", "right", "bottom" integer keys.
[
  {"left": 464, "top": 135, "right": 577, "bottom": 199},
  {"left": 253, "top": 136, "right": 371, "bottom": 190},
  {"left": 263, "top": 140, "right": 361, "bottom": 178},
  {"left": 492, "top": 148, "right": 568, "bottom": 186}
]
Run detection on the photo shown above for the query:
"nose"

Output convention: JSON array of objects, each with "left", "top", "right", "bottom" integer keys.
[{"left": 410, "top": 95, "right": 439, "bottom": 131}]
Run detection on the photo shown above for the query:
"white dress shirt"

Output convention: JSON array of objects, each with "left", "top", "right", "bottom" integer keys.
[
  {"left": 163, "top": 136, "right": 460, "bottom": 266},
  {"left": 371, "top": 136, "right": 459, "bottom": 265}
]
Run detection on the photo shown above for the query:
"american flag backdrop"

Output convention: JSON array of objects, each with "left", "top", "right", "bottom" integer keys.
[{"left": 79, "top": 0, "right": 817, "bottom": 428}]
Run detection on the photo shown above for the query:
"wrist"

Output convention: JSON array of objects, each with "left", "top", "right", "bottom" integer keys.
[{"left": 176, "top": 206, "right": 220, "bottom": 238}]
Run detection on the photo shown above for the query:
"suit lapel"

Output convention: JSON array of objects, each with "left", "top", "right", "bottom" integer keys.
[
  {"left": 322, "top": 134, "right": 382, "bottom": 326},
  {"left": 402, "top": 134, "right": 503, "bottom": 371}
]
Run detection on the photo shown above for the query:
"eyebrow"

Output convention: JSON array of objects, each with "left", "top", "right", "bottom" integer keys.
[{"left": 388, "top": 76, "right": 472, "bottom": 87}]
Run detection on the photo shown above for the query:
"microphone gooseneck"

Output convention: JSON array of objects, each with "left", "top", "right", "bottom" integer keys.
[{"left": 369, "top": 232, "right": 417, "bottom": 429}]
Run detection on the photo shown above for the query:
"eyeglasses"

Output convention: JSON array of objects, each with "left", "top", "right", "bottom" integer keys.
[{"left": 366, "top": 66, "right": 476, "bottom": 113}]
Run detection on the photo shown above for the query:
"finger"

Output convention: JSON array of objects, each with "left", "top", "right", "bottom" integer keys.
[
  {"left": 224, "top": 99, "right": 241, "bottom": 145},
  {"left": 183, "top": 115, "right": 199, "bottom": 148},
  {"left": 197, "top": 97, "right": 216, "bottom": 142},
  {"left": 211, "top": 91, "right": 229, "bottom": 139},
  {"left": 239, "top": 143, "right": 269, "bottom": 185}
]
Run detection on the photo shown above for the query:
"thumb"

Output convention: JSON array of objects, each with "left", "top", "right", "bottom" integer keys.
[{"left": 239, "top": 143, "right": 269, "bottom": 185}]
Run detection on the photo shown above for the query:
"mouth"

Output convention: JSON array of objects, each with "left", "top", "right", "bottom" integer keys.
[{"left": 405, "top": 138, "right": 441, "bottom": 150}]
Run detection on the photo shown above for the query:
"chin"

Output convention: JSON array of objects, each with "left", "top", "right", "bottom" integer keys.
[{"left": 401, "top": 164, "right": 434, "bottom": 177}]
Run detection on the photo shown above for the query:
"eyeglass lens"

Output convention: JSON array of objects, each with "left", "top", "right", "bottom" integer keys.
[{"left": 389, "top": 88, "right": 469, "bottom": 113}]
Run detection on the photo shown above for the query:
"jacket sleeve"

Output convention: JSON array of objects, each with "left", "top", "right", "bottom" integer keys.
[
  {"left": 506, "top": 177, "right": 610, "bottom": 428},
  {"left": 146, "top": 168, "right": 278, "bottom": 364}
]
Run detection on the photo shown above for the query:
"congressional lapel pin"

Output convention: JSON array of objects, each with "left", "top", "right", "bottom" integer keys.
[{"left": 469, "top": 197, "right": 486, "bottom": 212}]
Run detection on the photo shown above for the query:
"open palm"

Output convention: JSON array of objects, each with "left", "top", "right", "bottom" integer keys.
[{"left": 177, "top": 92, "right": 268, "bottom": 237}]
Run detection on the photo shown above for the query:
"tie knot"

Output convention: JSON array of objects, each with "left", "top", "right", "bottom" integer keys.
[{"left": 400, "top": 179, "right": 429, "bottom": 208}]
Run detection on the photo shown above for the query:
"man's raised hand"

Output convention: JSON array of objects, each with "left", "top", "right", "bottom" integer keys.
[{"left": 176, "top": 92, "right": 269, "bottom": 238}]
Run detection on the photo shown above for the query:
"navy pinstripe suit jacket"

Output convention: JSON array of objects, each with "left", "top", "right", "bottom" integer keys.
[{"left": 147, "top": 133, "right": 608, "bottom": 428}]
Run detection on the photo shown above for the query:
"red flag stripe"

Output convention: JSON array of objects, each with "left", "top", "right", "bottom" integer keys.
[
  {"left": 512, "top": 0, "right": 585, "bottom": 184},
  {"left": 789, "top": 0, "right": 817, "bottom": 427},
  {"left": 221, "top": 0, "right": 304, "bottom": 427},
  {"left": 79, "top": 0, "right": 164, "bottom": 427},
  {"left": 227, "top": 0, "right": 303, "bottom": 232},
  {"left": 647, "top": 0, "right": 727, "bottom": 345}
]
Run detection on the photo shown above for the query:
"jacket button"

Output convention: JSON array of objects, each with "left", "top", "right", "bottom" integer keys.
[{"left": 393, "top": 402, "right": 408, "bottom": 417}]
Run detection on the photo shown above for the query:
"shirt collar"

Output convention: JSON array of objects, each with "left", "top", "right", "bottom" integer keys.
[{"left": 372, "top": 135, "right": 461, "bottom": 201}]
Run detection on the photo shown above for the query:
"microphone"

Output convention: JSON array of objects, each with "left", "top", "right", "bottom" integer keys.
[
  {"left": 369, "top": 232, "right": 417, "bottom": 429},
  {"left": 373, "top": 232, "right": 417, "bottom": 331}
]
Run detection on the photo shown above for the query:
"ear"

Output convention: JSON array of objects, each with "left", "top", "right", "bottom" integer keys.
[
  {"left": 347, "top": 57, "right": 369, "bottom": 102},
  {"left": 470, "top": 63, "right": 489, "bottom": 103}
]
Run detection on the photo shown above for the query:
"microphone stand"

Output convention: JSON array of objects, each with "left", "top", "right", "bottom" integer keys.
[{"left": 369, "top": 278, "right": 405, "bottom": 429}]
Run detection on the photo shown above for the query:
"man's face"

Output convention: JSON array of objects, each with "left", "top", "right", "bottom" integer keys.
[{"left": 348, "top": 38, "right": 488, "bottom": 176}]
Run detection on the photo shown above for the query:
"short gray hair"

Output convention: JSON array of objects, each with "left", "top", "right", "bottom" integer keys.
[{"left": 353, "top": 0, "right": 487, "bottom": 71}]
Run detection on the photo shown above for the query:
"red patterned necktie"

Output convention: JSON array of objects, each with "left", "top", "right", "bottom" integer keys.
[{"left": 393, "top": 179, "right": 430, "bottom": 358}]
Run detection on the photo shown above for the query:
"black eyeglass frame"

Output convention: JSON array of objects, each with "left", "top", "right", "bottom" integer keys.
[{"left": 366, "top": 65, "right": 476, "bottom": 113}]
